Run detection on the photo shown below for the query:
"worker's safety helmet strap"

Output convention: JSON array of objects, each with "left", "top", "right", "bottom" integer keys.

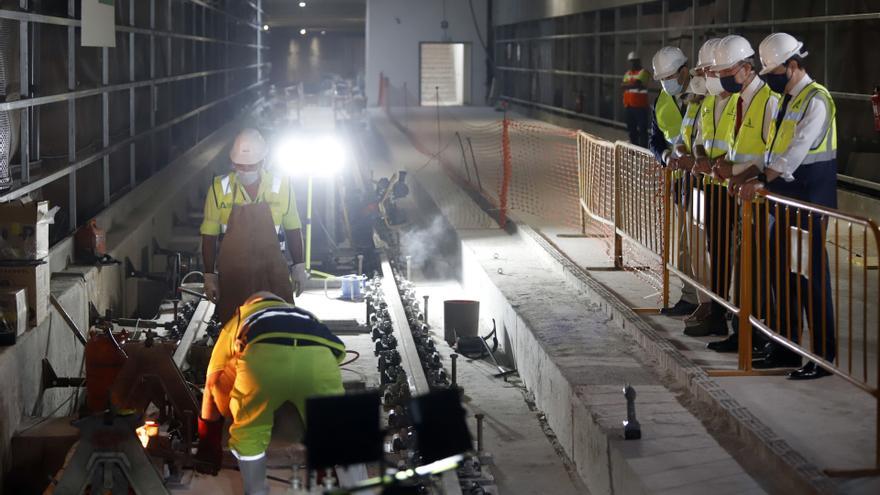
[
  {"left": 711, "top": 35, "right": 755, "bottom": 71},
  {"left": 230, "top": 128, "right": 268, "bottom": 166},
  {"left": 758, "top": 32, "right": 808, "bottom": 75},
  {"left": 652, "top": 46, "right": 688, "bottom": 81}
]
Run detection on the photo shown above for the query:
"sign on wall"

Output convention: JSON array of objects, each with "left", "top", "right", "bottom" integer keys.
[{"left": 82, "top": 0, "right": 116, "bottom": 47}]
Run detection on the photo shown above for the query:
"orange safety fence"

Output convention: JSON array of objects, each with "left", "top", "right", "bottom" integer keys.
[
  {"left": 381, "top": 77, "right": 581, "bottom": 233},
  {"left": 577, "top": 127, "right": 880, "bottom": 475}
]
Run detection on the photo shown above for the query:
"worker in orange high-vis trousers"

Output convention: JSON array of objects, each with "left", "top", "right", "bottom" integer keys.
[{"left": 622, "top": 51, "right": 652, "bottom": 147}]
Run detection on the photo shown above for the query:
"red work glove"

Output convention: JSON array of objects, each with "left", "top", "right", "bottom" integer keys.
[{"left": 195, "top": 417, "right": 223, "bottom": 475}]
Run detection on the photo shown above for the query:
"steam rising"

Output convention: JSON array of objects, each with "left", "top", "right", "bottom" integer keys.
[{"left": 399, "top": 215, "right": 458, "bottom": 279}]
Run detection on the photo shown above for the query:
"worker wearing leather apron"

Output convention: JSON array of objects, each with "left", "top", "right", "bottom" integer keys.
[
  {"left": 195, "top": 292, "right": 347, "bottom": 493},
  {"left": 200, "top": 128, "right": 310, "bottom": 323}
]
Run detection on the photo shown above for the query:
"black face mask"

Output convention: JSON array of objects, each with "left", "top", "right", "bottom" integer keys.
[
  {"left": 720, "top": 74, "right": 743, "bottom": 93},
  {"left": 630, "top": 61, "right": 642, "bottom": 71},
  {"left": 764, "top": 66, "right": 790, "bottom": 93}
]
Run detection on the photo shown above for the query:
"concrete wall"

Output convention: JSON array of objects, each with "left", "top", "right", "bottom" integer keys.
[
  {"left": 269, "top": 30, "right": 366, "bottom": 89},
  {"left": 365, "top": 0, "right": 490, "bottom": 107}
]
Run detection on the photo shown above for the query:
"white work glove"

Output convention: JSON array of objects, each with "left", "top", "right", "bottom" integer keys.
[
  {"left": 203, "top": 273, "right": 219, "bottom": 303},
  {"left": 290, "top": 263, "right": 308, "bottom": 297}
]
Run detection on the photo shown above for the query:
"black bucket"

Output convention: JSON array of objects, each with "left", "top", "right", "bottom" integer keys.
[{"left": 443, "top": 300, "right": 479, "bottom": 345}]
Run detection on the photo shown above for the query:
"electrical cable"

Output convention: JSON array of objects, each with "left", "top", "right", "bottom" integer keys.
[{"left": 340, "top": 349, "right": 360, "bottom": 366}]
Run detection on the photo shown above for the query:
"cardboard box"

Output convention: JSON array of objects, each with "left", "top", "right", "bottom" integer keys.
[
  {"left": 0, "top": 199, "right": 56, "bottom": 261},
  {"left": 0, "top": 288, "right": 27, "bottom": 336},
  {"left": 0, "top": 263, "right": 50, "bottom": 326}
]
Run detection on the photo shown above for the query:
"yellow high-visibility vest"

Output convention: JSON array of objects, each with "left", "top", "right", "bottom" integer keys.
[
  {"left": 767, "top": 81, "right": 837, "bottom": 166},
  {"left": 680, "top": 100, "right": 702, "bottom": 154},
  {"left": 729, "top": 84, "right": 778, "bottom": 165},
  {"left": 655, "top": 90, "right": 684, "bottom": 145},
  {"left": 699, "top": 94, "right": 738, "bottom": 159}
]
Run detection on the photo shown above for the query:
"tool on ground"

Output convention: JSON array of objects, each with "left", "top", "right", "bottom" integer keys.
[{"left": 480, "top": 332, "right": 515, "bottom": 381}]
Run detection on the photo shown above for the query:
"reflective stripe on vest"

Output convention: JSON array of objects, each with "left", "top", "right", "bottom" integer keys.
[
  {"left": 766, "top": 81, "right": 837, "bottom": 166},
  {"left": 655, "top": 90, "right": 684, "bottom": 145},
  {"left": 213, "top": 173, "right": 292, "bottom": 241},
  {"left": 699, "top": 94, "right": 738, "bottom": 159},
  {"left": 237, "top": 301, "right": 346, "bottom": 360},
  {"left": 729, "top": 84, "right": 777, "bottom": 164},
  {"left": 623, "top": 70, "right": 649, "bottom": 107},
  {"left": 680, "top": 100, "right": 702, "bottom": 154}
]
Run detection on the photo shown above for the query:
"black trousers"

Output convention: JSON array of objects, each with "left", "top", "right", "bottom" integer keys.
[
  {"left": 766, "top": 161, "right": 838, "bottom": 362},
  {"left": 625, "top": 106, "right": 649, "bottom": 148},
  {"left": 704, "top": 183, "right": 735, "bottom": 319}
]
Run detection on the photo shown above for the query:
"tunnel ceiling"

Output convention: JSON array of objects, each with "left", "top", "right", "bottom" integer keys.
[{"left": 264, "top": 0, "right": 365, "bottom": 32}]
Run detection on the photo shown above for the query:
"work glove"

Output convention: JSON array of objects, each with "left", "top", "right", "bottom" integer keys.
[
  {"left": 203, "top": 273, "right": 219, "bottom": 303},
  {"left": 195, "top": 416, "right": 223, "bottom": 475},
  {"left": 290, "top": 263, "right": 308, "bottom": 297}
]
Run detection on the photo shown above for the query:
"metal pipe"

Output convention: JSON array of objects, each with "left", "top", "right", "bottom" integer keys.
[
  {"left": 49, "top": 294, "right": 87, "bottom": 346},
  {"left": 450, "top": 353, "right": 458, "bottom": 388},
  {"left": 423, "top": 295, "right": 429, "bottom": 324},
  {"left": 475, "top": 413, "right": 484, "bottom": 452}
]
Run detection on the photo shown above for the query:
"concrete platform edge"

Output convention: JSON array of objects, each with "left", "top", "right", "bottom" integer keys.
[{"left": 513, "top": 224, "right": 838, "bottom": 495}]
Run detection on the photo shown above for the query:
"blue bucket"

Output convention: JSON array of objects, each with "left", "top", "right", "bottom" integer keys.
[{"left": 340, "top": 275, "right": 365, "bottom": 300}]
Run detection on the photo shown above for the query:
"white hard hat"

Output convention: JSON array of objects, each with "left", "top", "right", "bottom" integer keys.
[
  {"left": 230, "top": 128, "right": 267, "bottom": 165},
  {"left": 695, "top": 38, "right": 722, "bottom": 71},
  {"left": 652, "top": 46, "right": 688, "bottom": 80},
  {"left": 711, "top": 35, "right": 755, "bottom": 71},
  {"left": 758, "top": 32, "right": 808, "bottom": 75},
  {"left": 627, "top": 51, "right": 639, "bottom": 61}
]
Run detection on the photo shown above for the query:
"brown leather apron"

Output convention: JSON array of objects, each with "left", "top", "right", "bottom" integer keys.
[{"left": 216, "top": 201, "right": 293, "bottom": 323}]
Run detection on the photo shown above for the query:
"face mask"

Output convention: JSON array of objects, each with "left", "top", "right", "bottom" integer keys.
[
  {"left": 687, "top": 76, "right": 707, "bottom": 95},
  {"left": 630, "top": 61, "right": 641, "bottom": 71},
  {"left": 706, "top": 76, "right": 725, "bottom": 96},
  {"left": 720, "top": 66, "right": 744, "bottom": 93},
  {"left": 661, "top": 77, "right": 684, "bottom": 96},
  {"left": 764, "top": 66, "right": 790, "bottom": 94},
  {"left": 237, "top": 169, "right": 260, "bottom": 185}
]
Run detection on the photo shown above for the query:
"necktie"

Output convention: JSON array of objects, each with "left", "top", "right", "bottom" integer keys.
[
  {"left": 776, "top": 94, "right": 792, "bottom": 129},
  {"left": 735, "top": 97, "right": 743, "bottom": 136}
]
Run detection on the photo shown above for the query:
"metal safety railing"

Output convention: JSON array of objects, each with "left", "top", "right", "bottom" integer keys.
[{"left": 576, "top": 132, "right": 880, "bottom": 476}]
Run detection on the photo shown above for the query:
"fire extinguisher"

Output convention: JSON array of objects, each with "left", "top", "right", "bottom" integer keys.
[{"left": 872, "top": 86, "right": 880, "bottom": 132}]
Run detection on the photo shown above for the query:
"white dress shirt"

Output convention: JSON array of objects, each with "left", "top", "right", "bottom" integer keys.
[
  {"left": 766, "top": 75, "right": 830, "bottom": 182},
  {"left": 731, "top": 74, "right": 779, "bottom": 174}
]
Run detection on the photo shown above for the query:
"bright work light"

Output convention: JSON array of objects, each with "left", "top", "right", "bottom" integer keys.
[{"left": 272, "top": 134, "right": 347, "bottom": 178}]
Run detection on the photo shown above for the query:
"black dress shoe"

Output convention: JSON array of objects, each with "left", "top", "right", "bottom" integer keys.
[
  {"left": 752, "top": 353, "right": 802, "bottom": 369},
  {"left": 788, "top": 362, "right": 832, "bottom": 380},
  {"left": 661, "top": 299, "right": 698, "bottom": 316},
  {"left": 707, "top": 336, "right": 738, "bottom": 353}
]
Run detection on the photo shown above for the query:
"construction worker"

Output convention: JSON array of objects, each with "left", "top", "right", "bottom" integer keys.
[
  {"left": 670, "top": 38, "right": 737, "bottom": 338},
  {"left": 705, "top": 35, "right": 779, "bottom": 355},
  {"left": 200, "top": 128, "right": 309, "bottom": 323},
  {"left": 622, "top": 51, "right": 651, "bottom": 147},
  {"left": 649, "top": 46, "right": 707, "bottom": 327},
  {"left": 195, "top": 292, "right": 346, "bottom": 492},
  {"left": 734, "top": 33, "right": 837, "bottom": 379}
]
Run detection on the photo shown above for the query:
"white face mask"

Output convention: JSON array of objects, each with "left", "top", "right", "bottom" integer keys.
[
  {"left": 661, "top": 77, "right": 684, "bottom": 96},
  {"left": 687, "top": 76, "right": 707, "bottom": 95},
  {"left": 237, "top": 169, "right": 260, "bottom": 185},
  {"left": 706, "top": 76, "right": 725, "bottom": 96}
]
